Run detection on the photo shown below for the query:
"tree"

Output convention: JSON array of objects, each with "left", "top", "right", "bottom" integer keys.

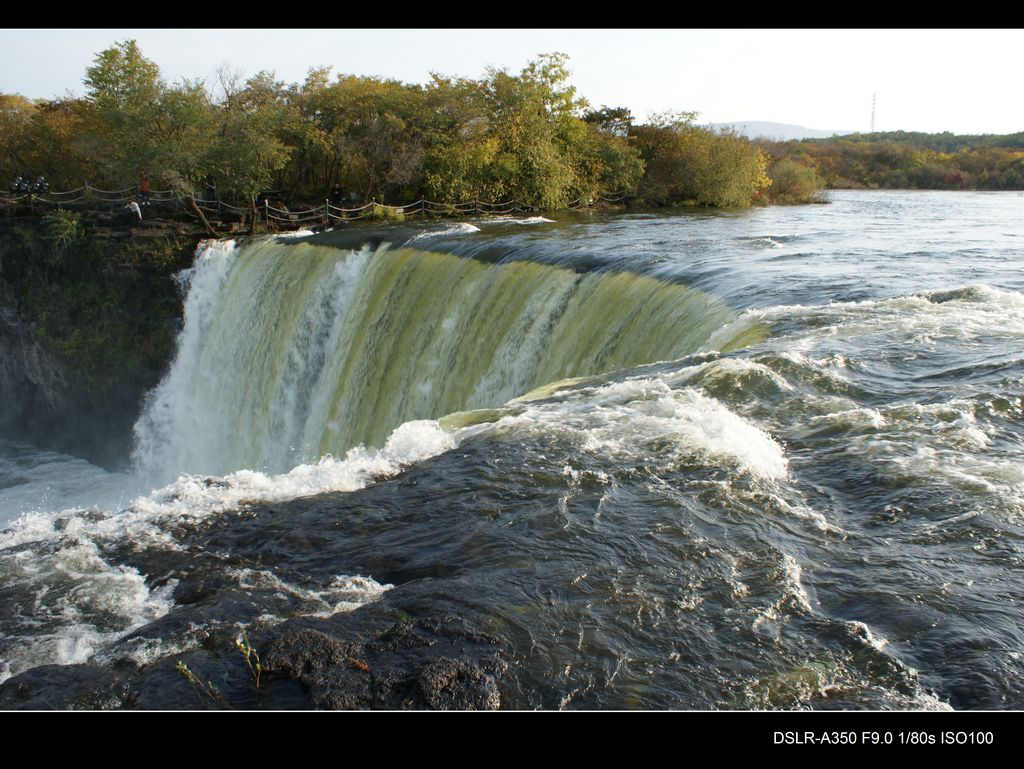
[
  {"left": 80, "top": 40, "right": 165, "bottom": 184},
  {"left": 765, "top": 158, "right": 824, "bottom": 204},
  {"left": 583, "top": 106, "right": 634, "bottom": 137},
  {"left": 24, "top": 98, "right": 92, "bottom": 188},
  {"left": 473, "top": 53, "right": 592, "bottom": 208},
  {"left": 76, "top": 40, "right": 218, "bottom": 194},
  {"left": 633, "top": 116, "right": 770, "bottom": 206},
  {"left": 204, "top": 71, "right": 294, "bottom": 214},
  {"left": 0, "top": 94, "right": 37, "bottom": 181}
]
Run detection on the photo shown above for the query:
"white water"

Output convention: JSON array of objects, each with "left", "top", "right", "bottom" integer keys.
[
  {"left": 130, "top": 237, "right": 754, "bottom": 483},
  {"left": 6, "top": 193, "right": 1022, "bottom": 708}
]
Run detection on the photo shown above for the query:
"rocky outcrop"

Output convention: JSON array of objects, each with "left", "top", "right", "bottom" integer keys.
[
  {"left": 0, "top": 664, "right": 133, "bottom": 711},
  {"left": 0, "top": 218, "right": 205, "bottom": 468},
  {"left": 260, "top": 614, "right": 507, "bottom": 710},
  {"left": 0, "top": 306, "right": 72, "bottom": 420},
  {"left": 0, "top": 608, "right": 513, "bottom": 711}
]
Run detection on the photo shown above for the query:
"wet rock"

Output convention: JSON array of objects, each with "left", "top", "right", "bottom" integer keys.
[
  {"left": 0, "top": 664, "right": 130, "bottom": 710},
  {"left": 414, "top": 657, "right": 502, "bottom": 710},
  {"left": 262, "top": 612, "right": 508, "bottom": 710},
  {"left": 0, "top": 605, "right": 512, "bottom": 711}
]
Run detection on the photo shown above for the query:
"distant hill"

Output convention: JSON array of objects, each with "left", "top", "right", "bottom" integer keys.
[
  {"left": 813, "top": 130, "right": 1024, "bottom": 151},
  {"left": 707, "top": 121, "right": 857, "bottom": 141}
]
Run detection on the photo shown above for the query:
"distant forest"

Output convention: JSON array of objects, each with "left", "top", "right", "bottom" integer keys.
[
  {"left": 756, "top": 131, "right": 1024, "bottom": 191},
  {"left": 2, "top": 41, "right": 1020, "bottom": 217}
]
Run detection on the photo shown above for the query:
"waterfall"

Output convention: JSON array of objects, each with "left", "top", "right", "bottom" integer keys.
[{"left": 132, "top": 236, "right": 755, "bottom": 482}]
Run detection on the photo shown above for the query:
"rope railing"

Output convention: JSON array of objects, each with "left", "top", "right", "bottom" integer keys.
[
  {"left": 44, "top": 186, "right": 86, "bottom": 197},
  {"left": 215, "top": 200, "right": 251, "bottom": 214},
  {"left": 268, "top": 211, "right": 325, "bottom": 223},
  {"left": 2, "top": 183, "right": 630, "bottom": 228},
  {"left": 85, "top": 185, "right": 137, "bottom": 196},
  {"left": 34, "top": 194, "right": 90, "bottom": 204}
]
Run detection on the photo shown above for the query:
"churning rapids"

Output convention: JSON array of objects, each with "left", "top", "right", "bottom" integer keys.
[{"left": 2, "top": 190, "right": 1023, "bottom": 709}]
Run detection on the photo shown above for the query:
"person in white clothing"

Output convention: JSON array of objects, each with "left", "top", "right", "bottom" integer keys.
[{"left": 124, "top": 199, "right": 142, "bottom": 223}]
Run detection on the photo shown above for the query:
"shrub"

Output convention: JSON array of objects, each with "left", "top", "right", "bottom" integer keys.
[
  {"left": 371, "top": 203, "right": 405, "bottom": 222},
  {"left": 766, "top": 159, "right": 825, "bottom": 204},
  {"left": 41, "top": 208, "right": 85, "bottom": 248}
]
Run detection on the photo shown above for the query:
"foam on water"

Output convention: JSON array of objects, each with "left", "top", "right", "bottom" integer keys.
[
  {"left": 233, "top": 569, "right": 392, "bottom": 619},
  {"left": 132, "top": 238, "right": 243, "bottom": 480},
  {"left": 274, "top": 228, "right": 319, "bottom": 241},
  {"left": 478, "top": 215, "right": 555, "bottom": 225},
  {"left": 0, "top": 417, "right": 450, "bottom": 681},
  {"left": 466, "top": 377, "right": 789, "bottom": 481},
  {"left": 4, "top": 363, "right": 792, "bottom": 683},
  {"left": 407, "top": 222, "right": 481, "bottom": 242},
  {"left": 6, "top": 197, "right": 1022, "bottom": 707},
  {"left": 0, "top": 538, "right": 176, "bottom": 684},
  {"left": 133, "top": 418, "right": 455, "bottom": 520},
  {"left": 746, "top": 283, "right": 1024, "bottom": 348},
  {"left": 845, "top": 397, "right": 1024, "bottom": 498},
  {"left": 0, "top": 441, "right": 141, "bottom": 528}
]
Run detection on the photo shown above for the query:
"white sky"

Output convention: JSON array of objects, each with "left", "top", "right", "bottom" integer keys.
[{"left": 2, "top": 28, "right": 1021, "bottom": 135}]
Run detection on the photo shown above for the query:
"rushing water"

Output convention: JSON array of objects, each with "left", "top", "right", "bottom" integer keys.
[{"left": 2, "top": 190, "right": 1023, "bottom": 709}]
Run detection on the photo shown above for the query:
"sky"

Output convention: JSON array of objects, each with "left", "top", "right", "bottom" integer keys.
[{"left": 1, "top": 28, "right": 1021, "bottom": 136}]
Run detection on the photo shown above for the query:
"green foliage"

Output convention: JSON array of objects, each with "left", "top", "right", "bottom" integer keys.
[
  {"left": 15, "top": 98, "right": 91, "bottom": 188},
  {"left": 39, "top": 208, "right": 85, "bottom": 266},
  {"left": 74, "top": 39, "right": 221, "bottom": 193},
  {"left": 206, "top": 71, "right": 294, "bottom": 204},
  {"left": 40, "top": 208, "right": 85, "bottom": 246},
  {"left": 4, "top": 41, "right": 842, "bottom": 210},
  {"left": 80, "top": 40, "right": 165, "bottom": 184},
  {"left": 235, "top": 633, "right": 263, "bottom": 690},
  {"left": 583, "top": 105, "right": 634, "bottom": 137},
  {"left": 370, "top": 203, "right": 405, "bottom": 222},
  {"left": 473, "top": 54, "right": 587, "bottom": 208},
  {"left": 424, "top": 135, "right": 501, "bottom": 202},
  {"left": 831, "top": 130, "right": 1024, "bottom": 153},
  {"left": 0, "top": 94, "right": 37, "bottom": 182},
  {"left": 765, "top": 158, "right": 825, "bottom": 204},
  {"left": 582, "top": 124, "right": 644, "bottom": 197},
  {"left": 634, "top": 119, "right": 771, "bottom": 206},
  {"left": 176, "top": 661, "right": 227, "bottom": 707},
  {"left": 758, "top": 134, "right": 1024, "bottom": 191},
  {"left": 83, "top": 40, "right": 162, "bottom": 112}
]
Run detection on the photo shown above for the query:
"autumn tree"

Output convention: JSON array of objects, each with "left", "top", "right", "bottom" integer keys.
[
  {"left": 77, "top": 40, "right": 218, "bottom": 194},
  {"left": 0, "top": 94, "right": 38, "bottom": 183},
  {"left": 204, "top": 70, "right": 295, "bottom": 213},
  {"left": 633, "top": 114, "right": 770, "bottom": 206}
]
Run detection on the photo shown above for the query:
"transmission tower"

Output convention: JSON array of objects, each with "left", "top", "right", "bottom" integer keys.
[{"left": 871, "top": 92, "right": 876, "bottom": 133}]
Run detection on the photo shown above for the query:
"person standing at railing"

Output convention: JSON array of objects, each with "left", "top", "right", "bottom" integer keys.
[
  {"left": 329, "top": 183, "right": 344, "bottom": 221},
  {"left": 138, "top": 170, "right": 151, "bottom": 206},
  {"left": 205, "top": 174, "right": 217, "bottom": 203}
]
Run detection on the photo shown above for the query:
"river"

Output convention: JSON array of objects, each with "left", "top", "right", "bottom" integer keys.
[{"left": 2, "top": 190, "right": 1022, "bottom": 709}]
